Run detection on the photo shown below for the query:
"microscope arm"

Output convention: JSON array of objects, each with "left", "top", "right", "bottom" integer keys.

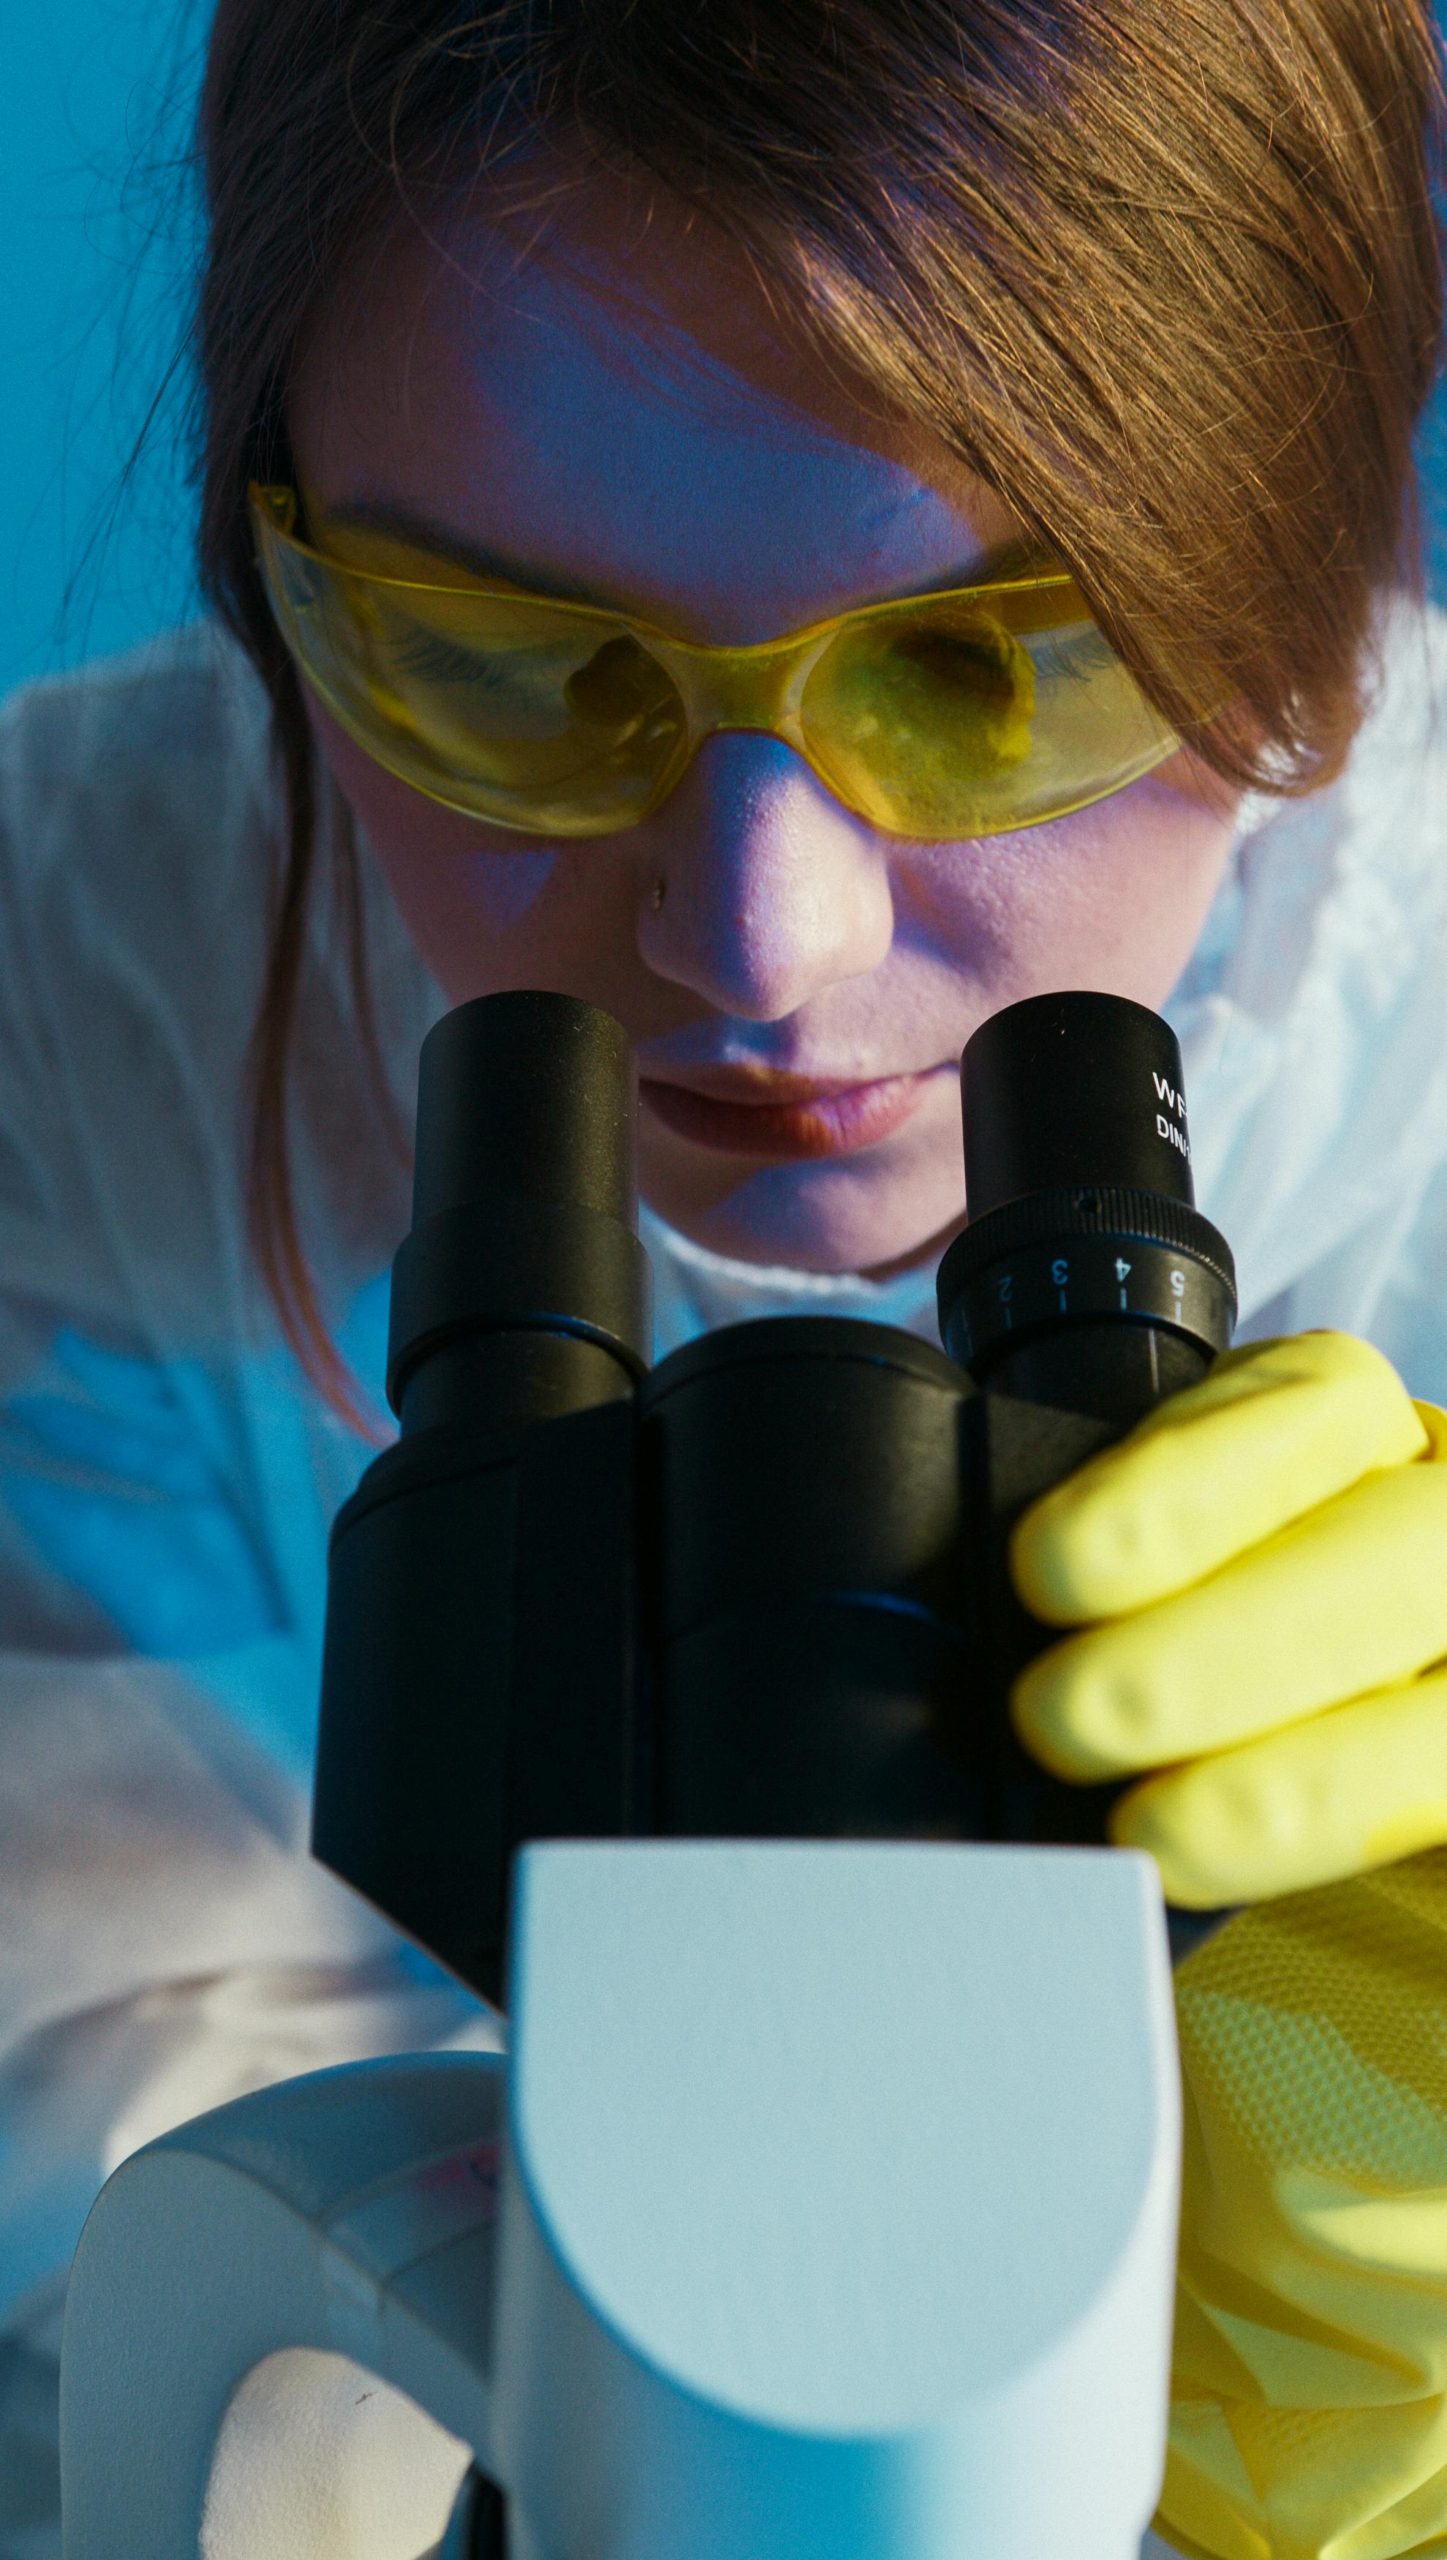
[{"left": 60, "top": 2051, "right": 505, "bottom": 2560}]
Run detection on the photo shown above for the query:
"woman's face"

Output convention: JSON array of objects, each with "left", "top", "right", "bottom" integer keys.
[{"left": 291, "top": 152, "right": 1242, "bottom": 1277}]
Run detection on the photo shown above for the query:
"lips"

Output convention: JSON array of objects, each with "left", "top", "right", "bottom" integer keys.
[{"left": 639, "top": 1067, "right": 944, "bottom": 1159}]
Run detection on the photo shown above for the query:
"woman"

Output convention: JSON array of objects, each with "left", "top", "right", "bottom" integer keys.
[{"left": 4, "top": 0, "right": 1447, "bottom": 2550}]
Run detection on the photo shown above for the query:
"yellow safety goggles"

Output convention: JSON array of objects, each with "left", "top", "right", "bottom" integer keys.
[{"left": 250, "top": 482, "right": 1180, "bottom": 842}]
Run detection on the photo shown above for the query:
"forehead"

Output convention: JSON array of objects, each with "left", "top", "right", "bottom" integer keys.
[{"left": 291, "top": 146, "right": 1022, "bottom": 640}]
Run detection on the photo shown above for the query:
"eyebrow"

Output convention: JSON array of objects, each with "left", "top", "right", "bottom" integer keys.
[{"left": 322, "top": 496, "right": 1056, "bottom": 612}]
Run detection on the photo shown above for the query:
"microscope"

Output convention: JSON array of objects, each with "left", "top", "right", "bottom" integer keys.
[{"left": 59, "top": 989, "right": 1236, "bottom": 2560}]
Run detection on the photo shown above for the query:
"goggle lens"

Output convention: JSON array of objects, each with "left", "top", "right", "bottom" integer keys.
[{"left": 801, "top": 600, "right": 1036, "bottom": 836}]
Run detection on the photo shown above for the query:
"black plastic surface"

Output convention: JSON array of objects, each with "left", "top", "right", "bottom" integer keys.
[{"left": 961, "top": 990, "right": 1198, "bottom": 1212}]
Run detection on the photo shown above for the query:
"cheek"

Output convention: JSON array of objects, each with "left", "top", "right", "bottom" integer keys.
[
  {"left": 306, "top": 695, "right": 563, "bottom": 968},
  {"left": 905, "top": 764, "right": 1240, "bottom": 1010},
  {"left": 1075, "top": 763, "right": 1242, "bottom": 1001}
]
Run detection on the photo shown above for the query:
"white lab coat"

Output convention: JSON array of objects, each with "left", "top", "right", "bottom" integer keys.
[{"left": 2, "top": 603, "right": 1447, "bottom": 2553}]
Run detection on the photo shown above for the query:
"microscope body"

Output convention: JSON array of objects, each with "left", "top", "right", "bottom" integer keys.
[
  {"left": 315, "top": 992, "right": 1234, "bottom": 2007},
  {"left": 60, "top": 991, "right": 1234, "bottom": 2559},
  {"left": 320, "top": 1314, "right": 1123, "bottom": 2003}
]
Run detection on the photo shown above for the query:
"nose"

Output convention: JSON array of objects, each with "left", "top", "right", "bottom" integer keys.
[{"left": 636, "top": 732, "right": 896, "bottom": 1021}]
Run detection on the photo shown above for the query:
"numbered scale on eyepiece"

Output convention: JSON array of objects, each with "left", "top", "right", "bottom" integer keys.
[{"left": 938, "top": 993, "right": 1236, "bottom": 1424}]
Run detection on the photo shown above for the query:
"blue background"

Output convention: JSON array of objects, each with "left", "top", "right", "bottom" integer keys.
[
  {"left": 3, "top": 0, "right": 1447, "bottom": 699},
  {"left": 0, "top": 0, "right": 209, "bottom": 696}
]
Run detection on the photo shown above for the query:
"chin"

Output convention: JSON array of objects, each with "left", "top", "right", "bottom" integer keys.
[{"left": 643, "top": 1157, "right": 967, "bottom": 1278}]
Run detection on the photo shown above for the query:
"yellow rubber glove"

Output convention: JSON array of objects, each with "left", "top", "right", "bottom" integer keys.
[
  {"left": 1007, "top": 1331, "right": 1447, "bottom": 2560},
  {"left": 1009, "top": 1330, "right": 1447, "bottom": 1907},
  {"left": 1164, "top": 1853, "right": 1447, "bottom": 2560}
]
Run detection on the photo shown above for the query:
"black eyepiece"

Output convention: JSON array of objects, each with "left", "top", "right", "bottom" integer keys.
[
  {"left": 961, "top": 992, "right": 1197, "bottom": 1215},
  {"left": 385, "top": 990, "right": 652, "bottom": 1428},
  {"left": 410, "top": 991, "right": 638, "bottom": 1228},
  {"left": 937, "top": 992, "right": 1236, "bottom": 1423}
]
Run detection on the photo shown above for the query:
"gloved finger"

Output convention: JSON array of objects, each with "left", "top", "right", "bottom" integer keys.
[
  {"left": 1106, "top": 1664, "right": 1447, "bottom": 1905},
  {"left": 1010, "top": 1331, "right": 1429, "bottom": 1625},
  {"left": 1417, "top": 1397, "right": 1447, "bottom": 1459},
  {"left": 1011, "top": 1458, "right": 1447, "bottom": 1779}
]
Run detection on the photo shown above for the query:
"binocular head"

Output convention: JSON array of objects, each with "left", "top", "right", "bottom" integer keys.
[{"left": 316, "top": 989, "right": 1236, "bottom": 2001}]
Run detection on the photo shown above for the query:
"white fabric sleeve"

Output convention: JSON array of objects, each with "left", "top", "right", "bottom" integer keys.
[{"left": 0, "top": 639, "right": 496, "bottom": 2557}]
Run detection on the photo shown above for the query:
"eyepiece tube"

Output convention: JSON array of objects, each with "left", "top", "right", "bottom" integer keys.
[
  {"left": 410, "top": 992, "right": 639, "bottom": 1227},
  {"left": 385, "top": 991, "right": 652, "bottom": 1429},
  {"left": 937, "top": 992, "right": 1236, "bottom": 1425},
  {"left": 962, "top": 992, "right": 1197, "bottom": 1214}
]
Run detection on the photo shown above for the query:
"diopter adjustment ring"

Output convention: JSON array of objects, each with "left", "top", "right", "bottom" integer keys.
[{"left": 936, "top": 1184, "right": 1237, "bottom": 1381}]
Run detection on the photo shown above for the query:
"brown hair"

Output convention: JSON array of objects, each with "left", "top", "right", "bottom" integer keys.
[{"left": 194, "top": 0, "right": 1447, "bottom": 1433}]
